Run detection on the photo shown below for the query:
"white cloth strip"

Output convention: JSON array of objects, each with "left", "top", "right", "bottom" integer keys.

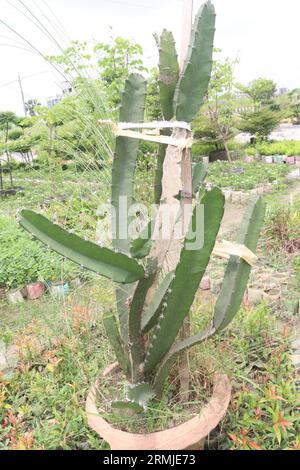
[
  {"left": 118, "top": 121, "right": 191, "bottom": 131},
  {"left": 99, "top": 119, "right": 191, "bottom": 131},
  {"left": 98, "top": 120, "right": 193, "bottom": 149},
  {"left": 115, "top": 129, "right": 193, "bottom": 149},
  {"left": 213, "top": 240, "right": 258, "bottom": 266}
]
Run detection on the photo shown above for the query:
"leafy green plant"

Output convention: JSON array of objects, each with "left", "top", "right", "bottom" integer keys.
[
  {"left": 264, "top": 195, "right": 300, "bottom": 254},
  {"left": 255, "top": 140, "right": 300, "bottom": 157},
  {"left": 215, "top": 304, "right": 299, "bottom": 450},
  {"left": 18, "top": 1, "right": 266, "bottom": 415},
  {"left": 193, "top": 51, "right": 240, "bottom": 162},
  {"left": 0, "top": 216, "right": 79, "bottom": 289},
  {"left": 207, "top": 161, "right": 290, "bottom": 190},
  {"left": 238, "top": 108, "right": 282, "bottom": 141}
]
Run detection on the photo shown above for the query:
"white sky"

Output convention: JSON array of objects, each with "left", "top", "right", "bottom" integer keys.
[{"left": 0, "top": 0, "right": 299, "bottom": 115}]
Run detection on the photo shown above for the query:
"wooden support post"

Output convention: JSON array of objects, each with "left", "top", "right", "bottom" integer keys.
[{"left": 178, "top": 0, "right": 193, "bottom": 398}]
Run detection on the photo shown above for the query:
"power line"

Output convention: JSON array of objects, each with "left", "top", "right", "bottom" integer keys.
[
  {"left": 0, "top": 70, "right": 51, "bottom": 89},
  {"left": 102, "top": 0, "right": 177, "bottom": 10}
]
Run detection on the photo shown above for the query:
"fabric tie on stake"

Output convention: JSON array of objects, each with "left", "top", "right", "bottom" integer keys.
[
  {"left": 98, "top": 120, "right": 193, "bottom": 149},
  {"left": 213, "top": 240, "right": 258, "bottom": 266}
]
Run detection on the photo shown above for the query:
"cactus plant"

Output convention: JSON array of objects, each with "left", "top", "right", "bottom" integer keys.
[{"left": 19, "top": 1, "right": 266, "bottom": 417}]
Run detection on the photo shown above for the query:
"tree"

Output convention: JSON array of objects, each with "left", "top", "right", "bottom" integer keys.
[
  {"left": 145, "top": 67, "right": 162, "bottom": 121},
  {"left": 193, "top": 53, "right": 239, "bottom": 162},
  {"left": 288, "top": 88, "right": 300, "bottom": 124},
  {"left": 94, "top": 36, "right": 147, "bottom": 107},
  {"left": 238, "top": 78, "right": 277, "bottom": 106},
  {"left": 238, "top": 107, "right": 281, "bottom": 141},
  {"left": 25, "top": 99, "right": 41, "bottom": 117},
  {"left": 48, "top": 37, "right": 147, "bottom": 108},
  {"left": 0, "top": 112, "right": 19, "bottom": 184}
]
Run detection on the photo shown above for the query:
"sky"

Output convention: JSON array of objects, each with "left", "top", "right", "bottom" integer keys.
[{"left": 0, "top": 0, "right": 299, "bottom": 115}]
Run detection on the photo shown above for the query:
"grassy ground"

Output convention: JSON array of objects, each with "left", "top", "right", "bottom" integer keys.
[
  {"left": 0, "top": 288, "right": 299, "bottom": 450},
  {"left": 0, "top": 162, "right": 299, "bottom": 450}
]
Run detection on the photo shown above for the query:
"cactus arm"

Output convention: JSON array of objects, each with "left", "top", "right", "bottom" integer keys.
[
  {"left": 111, "top": 400, "right": 144, "bottom": 414},
  {"left": 152, "top": 327, "right": 215, "bottom": 397},
  {"left": 112, "top": 73, "right": 147, "bottom": 252},
  {"left": 174, "top": 1, "right": 216, "bottom": 122},
  {"left": 111, "top": 74, "right": 147, "bottom": 341},
  {"left": 192, "top": 162, "right": 207, "bottom": 196},
  {"left": 130, "top": 219, "right": 154, "bottom": 259},
  {"left": 19, "top": 210, "right": 145, "bottom": 284},
  {"left": 158, "top": 30, "right": 180, "bottom": 121},
  {"left": 115, "top": 288, "right": 132, "bottom": 345},
  {"left": 103, "top": 310, "right": 131, "bottom": 377},
  {"left": 127, "top": 383, "right": 156, "bottom": 411},
  {"left": 129, "top": 261, "right": 157, "bottom": 382},
  {"left": 141, "top": 271, "right": 174, "bottom": 333},
  {"left": 144, "top": 188, "right": 225, "bottom": 374},
  {"left": 154, "top": 30, "right": 180, "bottom": 204},
  {"left": 154, "top": 143, "right": 167, "bottom": 204},
  {"left": 112, "top": 383, "right": 155, "bottom": 413},
  {"left": 213, "top": 197, "right": 266, "bottom": 331}
]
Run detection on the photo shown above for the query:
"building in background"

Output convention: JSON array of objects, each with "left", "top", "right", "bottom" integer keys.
[{"left": 46, "top": 81, "right": 73, "bottom": 109}]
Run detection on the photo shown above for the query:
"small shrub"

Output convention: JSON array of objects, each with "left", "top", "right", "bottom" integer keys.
[
  {"left": 264, "top": 196, "right": 300, "bottom": 254},
  {"left": 207, "top": 161, "right": 290, "bottom": 190},
  {"left": 254, "top": 140, "right": 300, "bottom": 157},
  {"left": 0, "top": 216, "right": 80, "bottom": 289}
]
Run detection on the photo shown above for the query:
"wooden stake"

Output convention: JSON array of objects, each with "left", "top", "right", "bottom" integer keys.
[{"left": 178, "top": 0, "right": 194, "bottom": 398}]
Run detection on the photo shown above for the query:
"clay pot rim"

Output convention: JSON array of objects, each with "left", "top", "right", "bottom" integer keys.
[{"left": 86, "top": 370, "right": 231, "bottom": 450}]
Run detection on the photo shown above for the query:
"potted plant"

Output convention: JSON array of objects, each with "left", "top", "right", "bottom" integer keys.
[{"left": 18, "top": 1, "right": 266, "bottom": 450}]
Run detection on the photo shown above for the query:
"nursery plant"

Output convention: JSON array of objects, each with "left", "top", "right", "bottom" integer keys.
[{"left": 18, "top": 1, "right": 266, "bottom": 448}]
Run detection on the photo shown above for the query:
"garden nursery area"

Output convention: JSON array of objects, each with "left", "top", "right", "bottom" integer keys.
[{"left": 0, "top": 0, "right": 300, "bottom": 454}]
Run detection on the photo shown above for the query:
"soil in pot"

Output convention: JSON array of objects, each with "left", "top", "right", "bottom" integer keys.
[{"left": 94, "top": 363, "right": 219, "bottom": 435}]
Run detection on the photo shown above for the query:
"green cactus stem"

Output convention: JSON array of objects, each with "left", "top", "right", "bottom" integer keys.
[
  {"left": 155, "top": 30, "right": 180, "bottom": 204},
  {"left": 152, "top": 327, "right": 215, "bottom": 397},
  {"left": 158, "top": 29, "right": 180, "bottom": 121},
  {"left": 103, "top": 310, "right": 131, "bottom": 377},
  {"left": 213, "top": 196, "right": 266, "bottom": 331},
  {"left": 128, "top": 260, "right": 157, "bottom": 382},
  {"left": 174, "top": 0, "right": 216, "bottom": 122},
  {"left": 192, "top": 162, "right": 207, "bottom": 196},
  {"left": 144, "top": 188, "right": 225, "bottom": 374},
  {"left": 111, "top": 400, "right": 144, "bottom": 414},
  {"left": 112, "top": 74, "right": 147, "bottom": 341},
  {"left": 130, "top": 219, "right": 154, "bottom": 259},
  {"left": 141, "top": 271, "right": 174, "bottom": 333},
  {"left": 127, "top": 383, "right": 156, "bottom": 410},
  {"left": 19, "top": 210, "right": 145, "bottom": 284}
]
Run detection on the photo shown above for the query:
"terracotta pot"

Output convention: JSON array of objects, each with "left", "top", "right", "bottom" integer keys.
[
  {"left": 86, "top": 370, "right": 231, "bottom": 451},
  {"left": 26, "top": 282, "right": 45, "bottom": 300}
]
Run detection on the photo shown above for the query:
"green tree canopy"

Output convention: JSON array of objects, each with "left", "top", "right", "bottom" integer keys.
[
  {"left": 193, "top": 51, "right": 239, "bottom": 162},
  {"left": 237, "top": 108, "right": 281, "bottom": 141},
  {"left": 238, "top": 78, "right": 277, "bottom": 106}
]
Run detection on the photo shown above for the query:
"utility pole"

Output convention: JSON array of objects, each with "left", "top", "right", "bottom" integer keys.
[{"left": 18, "top": 75, "right": 27, "bottom": 117}]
